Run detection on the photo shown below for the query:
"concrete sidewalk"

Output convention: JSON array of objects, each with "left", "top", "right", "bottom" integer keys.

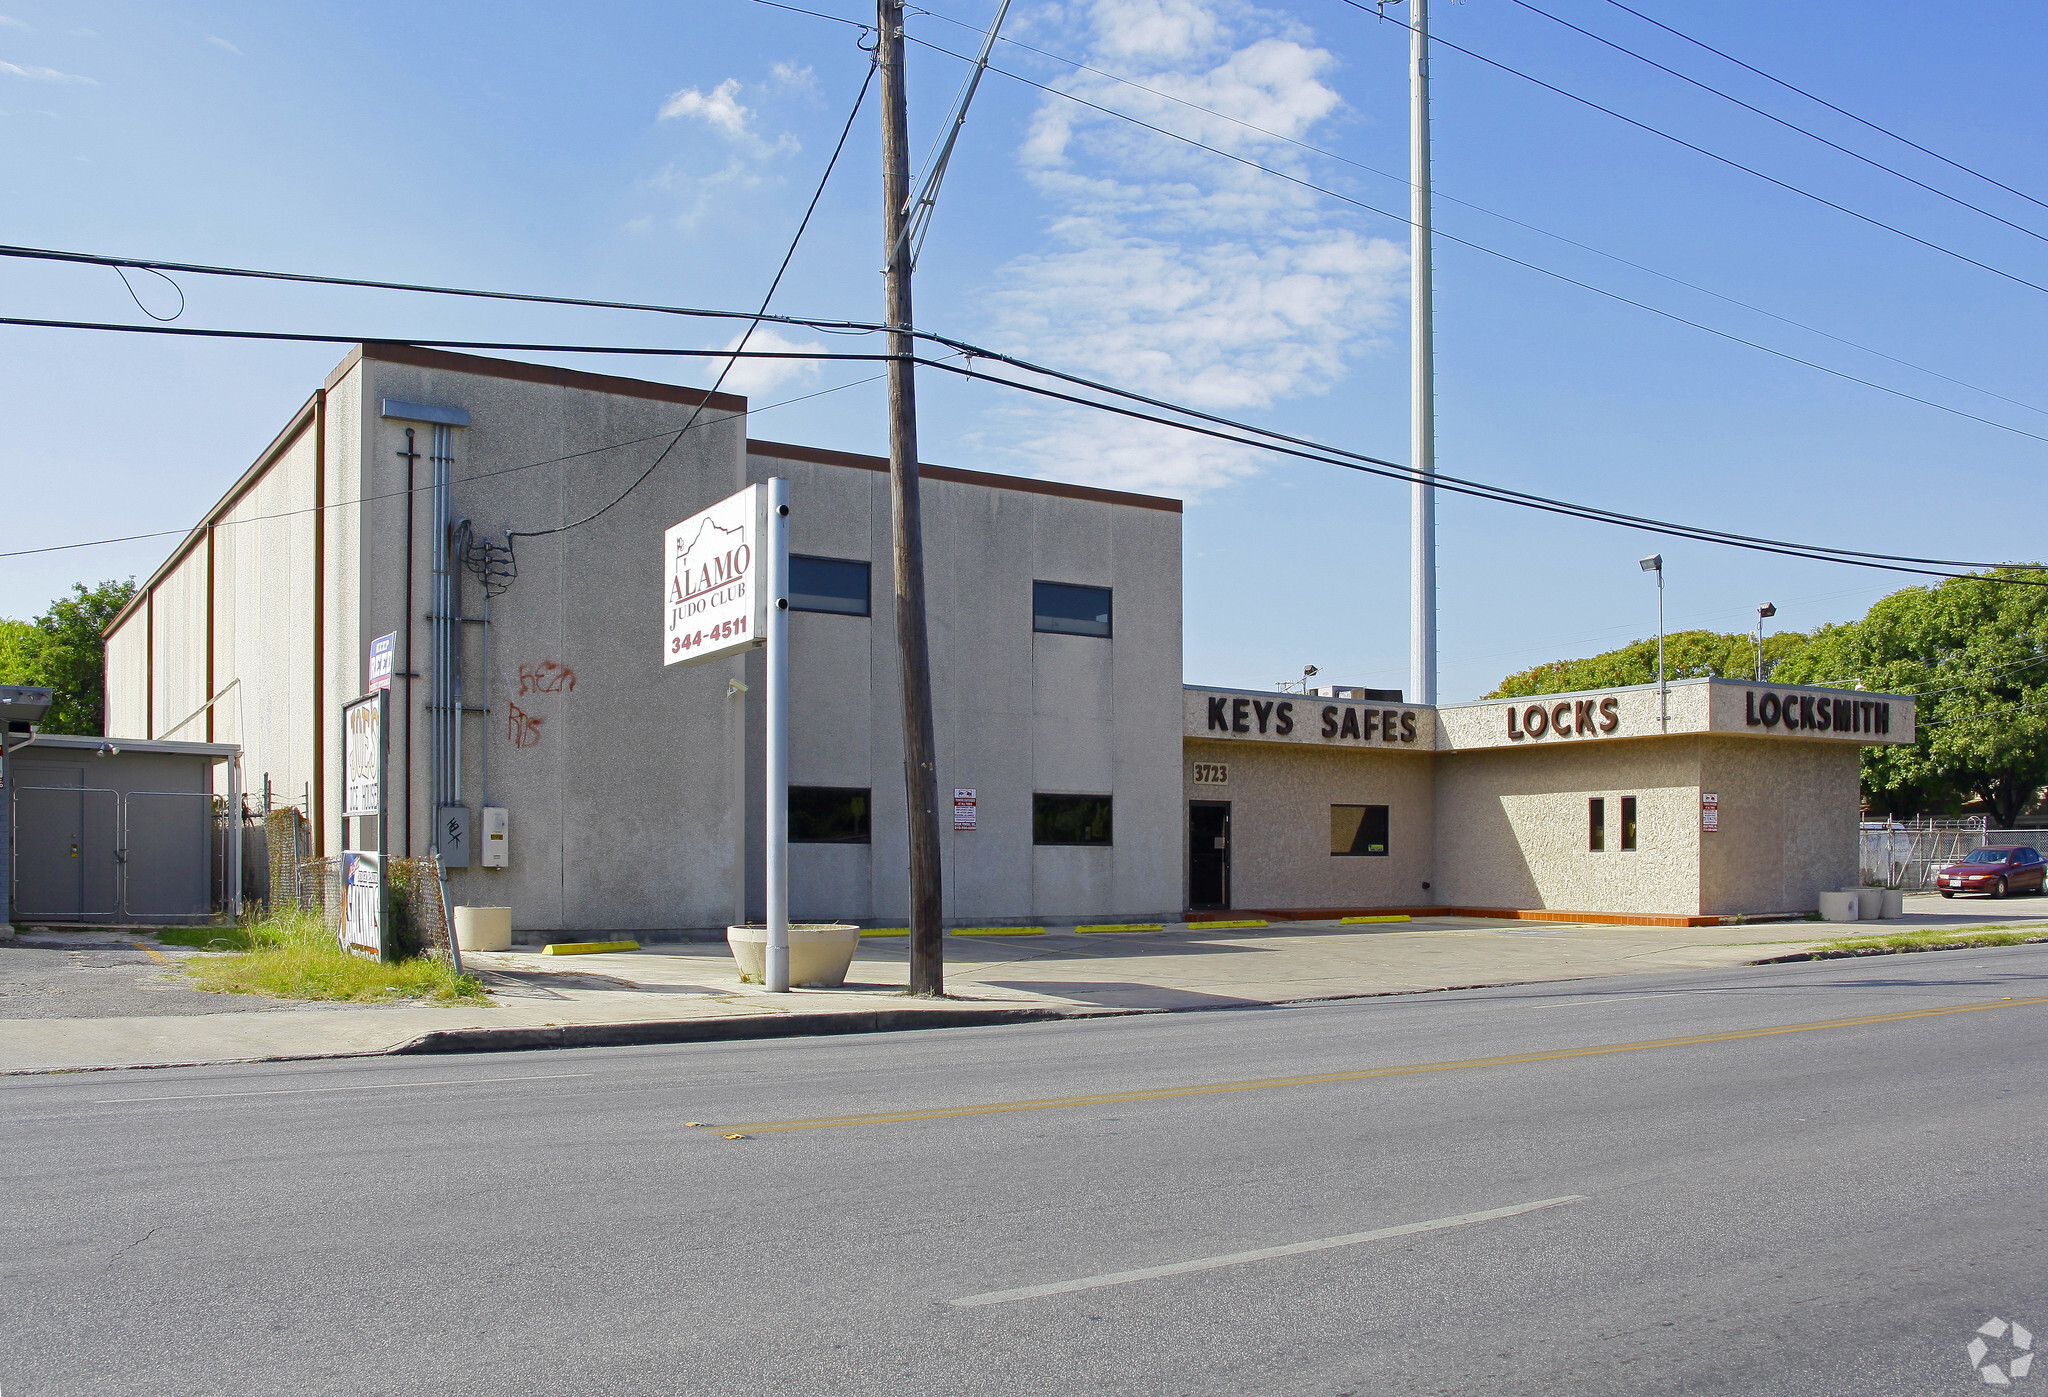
[{"left": 6, "top": 893, "right": 2044, "bottom": 1073}]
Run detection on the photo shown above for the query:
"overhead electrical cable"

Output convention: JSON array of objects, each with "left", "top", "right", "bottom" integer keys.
[
  {"left": 0, "top": 357, "right": 943, "bottom": 561},
  {"left": 507, "top": 55, "right": 877, "bottom": 541},
  {"left": 900, "top": 3, "right": 2048, "bottom": 423},
  {"left": 12, "top": 309, "right": 2043, "bottom": 585},
  {"left": 1502, "top": 0, "right": 2048, "bottom": 247},
  {"left": 1338, "top": 0, "right": 2048, "bottom": 302},
  {"left": 1594, "top": 0, "right": 2048, "bottom": 218},
  {"left": 891, "top": 30, "right": 2048, "bottom": 449}
]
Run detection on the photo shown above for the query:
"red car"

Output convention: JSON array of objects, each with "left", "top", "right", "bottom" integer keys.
[{"left": 1935, "top": 845, "right": 2047, "bottom": 898}]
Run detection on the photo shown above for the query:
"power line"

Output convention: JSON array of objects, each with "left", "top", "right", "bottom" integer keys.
[
  {"left": 909, "top": 352, "right": 2048, "bottom": 585},
  {"left": 11, "top": 312, "right": 2045, "bottom": 583},
  {"left": 899, "top": 3, "right": 2048, "bottom": 425},
  {"left": 508, "top": 52, "right": 877, "bottom": 542},
  {"left": 0, "top": 361, "right": 929, "bottom": 562},
  {"left": 1337, "top": 0, "right": 2048, "bottom": 303},
  {"left": 892, "top": 31, "right": 2048, "bottom": 450},
  {"left": 1502, "top": 0, "right": 2048, "bottom": 249},
  {"left": 1593, "top": 0, "right": 2048, "bottom": 219}
]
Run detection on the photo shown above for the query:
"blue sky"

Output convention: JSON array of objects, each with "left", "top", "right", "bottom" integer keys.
[{"left": 4, "top": 0, "right": 2046, "bottom": 701}]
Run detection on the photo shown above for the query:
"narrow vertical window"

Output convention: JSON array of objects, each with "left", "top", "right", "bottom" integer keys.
[
  {"left": 1621, "top": 796, "right": 1638, "bottom": 851},
  {"left": 1589, "top": 797, "right": 1606, "bottom": 853}
]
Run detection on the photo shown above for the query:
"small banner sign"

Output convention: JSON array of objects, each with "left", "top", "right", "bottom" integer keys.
[
  {"left": 367, "top": 631, "right": 396, "bottom": 692},
  {"left": 342, "top": 850, "right": 383, "bottom": 959}
]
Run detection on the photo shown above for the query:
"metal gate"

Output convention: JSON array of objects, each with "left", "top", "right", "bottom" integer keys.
[{"left": 11, "top": 785, "right": 217, "bottom": 923}]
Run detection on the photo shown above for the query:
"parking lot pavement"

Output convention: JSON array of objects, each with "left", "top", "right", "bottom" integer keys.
[{"left": 0, "top": 932, "right": 302, "bottom": 1019}]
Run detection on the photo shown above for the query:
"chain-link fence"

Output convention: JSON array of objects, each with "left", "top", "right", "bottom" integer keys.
[
  {"left": 1855, "top": 819, "right": 2048, "bottom": 890},
  {"left": 290, "top": 853, "right": 461, "bottom": 969}
]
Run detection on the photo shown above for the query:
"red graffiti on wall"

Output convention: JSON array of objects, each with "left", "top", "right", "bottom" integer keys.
[
  {"left": 518, "top": 661, "right": 576, "bottom": 696},
  {"left": 507, "top": 701, "right": 545, "bottom": 748}
]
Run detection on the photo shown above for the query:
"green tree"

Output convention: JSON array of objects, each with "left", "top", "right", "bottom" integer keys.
[
  {"left": 1488, "top": 629, "right": 1810, "bottom": 698},
  {"left": 0, "top": 618, "right": 44, "bottom": 686},
  {"left": 6, "top": 579, "right": 138, "bottom": 736},
  {"left": 1771, "top": 571, "right": 2048, "bottom": 827}
]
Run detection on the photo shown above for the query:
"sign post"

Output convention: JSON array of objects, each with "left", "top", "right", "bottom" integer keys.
[
  {"left": 341, "top": 690, "right": 389, "bottom": 961},
  {"left": 665, "top": 481, "right": 785, "bottom": 989}
]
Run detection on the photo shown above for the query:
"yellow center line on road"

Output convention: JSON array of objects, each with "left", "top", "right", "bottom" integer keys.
[{"left": 719, "top": 994, "right": 2048, "bottom": 1134}]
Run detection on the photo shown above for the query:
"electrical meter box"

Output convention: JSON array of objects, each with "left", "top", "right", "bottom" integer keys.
[
  {"left": 435, "top": 804, "right": 471, "bottom": 868},
  {"left": 481, "top": 806, "right": 509, "bottom": 868}
]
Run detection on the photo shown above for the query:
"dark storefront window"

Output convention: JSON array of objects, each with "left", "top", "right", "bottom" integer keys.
[
  {"left": 790, "top": 787, "right": 871, "bottom": 843},
  {"left": 790, "top": 555, "right": 870, "bottom": 616},
  {"left": 1621, "top": 796, "right": 1638, "bottom": 851},
  {"left": 1033, "top": 581, "right": 1112, "bottom": 637},
  {"left": 1330, "top": 804, "right": 1389, "bottom": 857},
  {"left": 1589, "top": 798, "right": 1606, "bottom": 853},
  {"left": 1034, "top": 793, "right": 1113, "bottom": 845}
]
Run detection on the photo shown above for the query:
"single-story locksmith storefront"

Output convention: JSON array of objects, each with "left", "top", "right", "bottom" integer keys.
[{"left": 1182, "top": 677, "right": 1914, "bottom": 921}]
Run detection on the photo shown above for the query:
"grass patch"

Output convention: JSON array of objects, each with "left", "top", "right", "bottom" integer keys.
[
  {"left": 1759, "top": 923, "right": 2048, "bottom": 963},
  {"left": 174, "top": 906, "right": 489, "bottom": 1004}
]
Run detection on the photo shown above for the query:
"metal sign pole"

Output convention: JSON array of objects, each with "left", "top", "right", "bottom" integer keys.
[
  {"left": 764, "top": 477, "right": 791, "bottom": 993},
  {"left": 376, "top": 687, "right": 390, "bottom": 963}
]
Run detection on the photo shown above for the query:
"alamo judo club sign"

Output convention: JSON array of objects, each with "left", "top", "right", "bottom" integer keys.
[{"left": 664, "top": 485, "right": 768, "bottom": 668}]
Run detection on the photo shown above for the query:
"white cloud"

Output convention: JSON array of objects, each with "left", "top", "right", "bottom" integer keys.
[
  {"left": 713, "top": 325, "right": 827, "bottom": 397},
  {"left": 0, "top": 58, "right": 94, "bottom": 83},
  {"left": 0, "top": 16, "right": 29, "bottom": 31},
  {"left": 661, "top": 77, "right": 751, "bottom": 135},
  {"left": 769, "top": 61, "right": 816, "bottom": 94},
  {"left": 205, "top": 35, "right": 240, "bottom": 54},
  {"left": 659, "top": 75, "right": 798, "bottom": 157},
  {"left": 983, "top": 0, "right": 1403, "bottom": 498}
]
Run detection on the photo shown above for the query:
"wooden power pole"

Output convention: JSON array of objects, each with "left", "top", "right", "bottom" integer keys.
[{"left": 879, "top": 0, "right": 946, "bottom": 996}]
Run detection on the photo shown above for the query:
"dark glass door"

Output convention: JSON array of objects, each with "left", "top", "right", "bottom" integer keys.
[{"left": 1189, "top": 801, "right": 1231, "bottom": 910}]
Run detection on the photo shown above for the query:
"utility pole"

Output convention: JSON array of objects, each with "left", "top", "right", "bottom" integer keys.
[
  {"left": 879, "top": 0, "right": 946, "bottom": 996},
  {"left": 1407, "top": 0, "right": 1437, "bottom": 708}
]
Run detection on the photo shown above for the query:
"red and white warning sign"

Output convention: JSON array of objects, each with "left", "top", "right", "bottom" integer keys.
[
  {"left": 953, "top": 788, "right": 977, "bottom": 832},
  {"left": 1701, "top": 792, "right": 1719, "bottom": 833}
]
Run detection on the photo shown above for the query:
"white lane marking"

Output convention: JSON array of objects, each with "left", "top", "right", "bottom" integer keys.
[
  {"left": 93, "top": 1073, "right": 593, "bottom": 1103},
  {"left": 948, "top": 1195, "right": 1584, "bottom": 1307},
  {"left": 1529, "top": 993, "right": 1676, "bottom": 1010}
]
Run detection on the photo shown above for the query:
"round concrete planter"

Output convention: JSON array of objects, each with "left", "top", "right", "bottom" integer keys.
[
  {"left": 1818, "top": 890, "right": 1861, "bottom": 923},
  {"left": 726, "top": 924, "right": 860, "bottom": 988},
  {"left": 453, "top": 906, "right": 513, "bottom": 951},
  {"left": 1841, "top": 886, "right": 1885, "bottom": 921},
  {"left": 1882, "top": 889, "right": 1905, "bottom": 918}
]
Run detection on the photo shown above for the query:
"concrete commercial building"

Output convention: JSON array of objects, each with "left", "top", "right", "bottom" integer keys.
[
  {"left": 101, "top": 344, "right": 1183, "bottom": 935},
  {"left": 99, "top": 345, "right": 1910, "bottom": 936},
  {"left": 1183, "top": 678, "right": 1913, "bottom": 920}
]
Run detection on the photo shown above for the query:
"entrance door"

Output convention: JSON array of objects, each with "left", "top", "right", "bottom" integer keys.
[
  {"left": 14, "top": 773, "right": 120, "bottom": 919},
  {"left": 1188, "top": 801, "right": 1231, "bottom": 910}
]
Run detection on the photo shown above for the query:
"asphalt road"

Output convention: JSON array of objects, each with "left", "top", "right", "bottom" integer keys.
[{"left": 6, "top": 945, "right": 2047, "bottom": 1396}]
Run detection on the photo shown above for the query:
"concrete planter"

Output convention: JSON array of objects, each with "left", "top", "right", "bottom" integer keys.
[
  {"left": 1818, "top": 890, "right": 1861, "bottom": 923},
  {"left": 1841, "top": 886, "right": 1885, "bottom": 921},
  {"left": 1882, "top": 889, "right": 1905, "bottom": 918},
  {"left": 454, "top": 906, "right": 513, "bottom": 951},
  {"left": 726, "top": 924, "right": 860, "bottom": 988}
]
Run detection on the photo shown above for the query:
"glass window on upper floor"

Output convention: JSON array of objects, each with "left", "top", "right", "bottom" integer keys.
[
  {"left": 1033, "top": 581, "right": 1112, "bottom": 637},
  {"left": 790, "top": 555, "right": 870, "bottom": 617}
]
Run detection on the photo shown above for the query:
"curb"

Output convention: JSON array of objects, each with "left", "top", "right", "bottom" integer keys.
[{"left": 388, "top": 1003, "right": 1148, "bottom": 1055}]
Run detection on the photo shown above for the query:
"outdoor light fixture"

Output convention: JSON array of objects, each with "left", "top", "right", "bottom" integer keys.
[
  {"left": 1755, "top": 602, "right": 1778, "bottom": 681},
  {"left": 1639, "top": 554, "right": 1662, "bottom": 573},
  {"left": 1303, "top": 665, "right": 1319, "bottom": 679}
]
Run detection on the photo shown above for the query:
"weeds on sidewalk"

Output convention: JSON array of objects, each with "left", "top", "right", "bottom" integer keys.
[
  {"left": 1760, "top": 923, "right": 2048, "bottom": 962},
  {"left": 163, "top": 907, "right": 488, "bottom": 1004}
]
